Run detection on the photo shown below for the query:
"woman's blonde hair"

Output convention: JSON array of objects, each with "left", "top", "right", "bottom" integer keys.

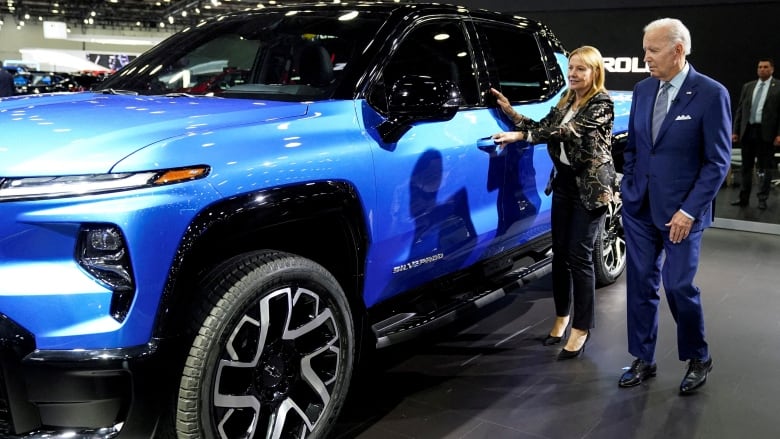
[{"left": 556, "top": 45, "right": 608, "bottom": 110}]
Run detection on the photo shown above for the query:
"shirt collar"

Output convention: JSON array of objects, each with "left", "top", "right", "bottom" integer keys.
[{"left": 667, "top": 62, "right": 689, "bottom": 90}]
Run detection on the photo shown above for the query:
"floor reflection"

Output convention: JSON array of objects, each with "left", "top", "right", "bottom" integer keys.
[{"left": 714, "top": 178, "right": 780, "bottom": 234}]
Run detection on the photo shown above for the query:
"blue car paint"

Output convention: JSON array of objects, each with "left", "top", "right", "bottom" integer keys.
[{"left": 1, "top": 87, "right": 562, "bottom": 348}]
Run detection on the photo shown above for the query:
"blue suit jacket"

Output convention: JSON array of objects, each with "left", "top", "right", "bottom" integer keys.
[{"left": 621, "top": 65, "right": 732, "bottom": 231}]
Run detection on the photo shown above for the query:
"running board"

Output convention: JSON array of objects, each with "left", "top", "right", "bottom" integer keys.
[{"left": 373, "top": 255, "right": 552, "bottom": 349}]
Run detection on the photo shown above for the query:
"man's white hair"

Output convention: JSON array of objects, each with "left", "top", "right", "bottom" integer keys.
[{"left": 644, "top": 18, "right": 691, "bottom": 55}]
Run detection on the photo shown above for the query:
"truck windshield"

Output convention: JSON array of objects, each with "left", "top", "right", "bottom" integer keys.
[{"left": 96, "top": 9, "right": 384, "bottom": 101}]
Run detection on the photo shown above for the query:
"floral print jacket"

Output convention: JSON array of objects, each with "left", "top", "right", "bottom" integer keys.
[{"left": 514, "top": 91, "right": 617, "bottom": 210}]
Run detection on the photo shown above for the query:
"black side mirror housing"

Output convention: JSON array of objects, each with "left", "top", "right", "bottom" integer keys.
[{"left": 378, "top": 75, "right": 463, "bottom": 143}]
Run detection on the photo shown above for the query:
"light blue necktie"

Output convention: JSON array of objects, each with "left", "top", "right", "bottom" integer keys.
[
  {"left": 750, "top": 81, "right": 765, "bottom": 124},
  {"left": 652, "top": 82, "right": 670, "bottom": 142}
]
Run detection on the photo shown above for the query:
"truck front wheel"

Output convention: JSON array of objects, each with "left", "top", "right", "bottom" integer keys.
[{"left": 176, "top": 250, "right": 355, "bottom": 439}]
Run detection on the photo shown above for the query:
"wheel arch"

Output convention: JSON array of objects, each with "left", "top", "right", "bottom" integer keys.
[{"left": 153, "top": 180, "right": 370, "bottom": 343}]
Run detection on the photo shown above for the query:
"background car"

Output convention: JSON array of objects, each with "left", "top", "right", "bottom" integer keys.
[
  {"left": 11, "top": 70, "right": 70, "bottom": 94},
  {"left": 0, "top": 3, "right": 625, "bottom": 438}
]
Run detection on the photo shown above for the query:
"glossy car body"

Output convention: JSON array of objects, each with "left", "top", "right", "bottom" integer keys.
[{"left": 0, "top": 3, "right": 626, "bottom": 438}]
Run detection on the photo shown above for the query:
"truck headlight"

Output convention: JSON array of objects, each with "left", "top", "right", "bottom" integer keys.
[{"left": 0, "top": 166, "right": 209, "bottom": 202}]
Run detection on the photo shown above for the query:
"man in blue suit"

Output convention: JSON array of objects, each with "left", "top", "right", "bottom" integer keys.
[{"left": 617, "top": 18, "right": 731, "bottom": 394}]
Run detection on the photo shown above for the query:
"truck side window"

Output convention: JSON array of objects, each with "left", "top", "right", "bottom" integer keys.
[
  {"left": 475, "top": 22, "right": 562, "bottom": 103},
  {"left": 382, "top": 19, "right": 479, "bottom": 107}
]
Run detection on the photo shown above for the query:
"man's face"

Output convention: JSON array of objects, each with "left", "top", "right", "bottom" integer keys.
[
  {"left": 643, "top": 27, "right": 681, "bottom": 82},
  {"left": 757, "top": 61, "right": 774, "bottom": 81}
]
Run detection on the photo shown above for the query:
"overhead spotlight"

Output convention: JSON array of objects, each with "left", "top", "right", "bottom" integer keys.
[
  {"left": 168, "top": 16, "right": 174, "bottom": 24},
  {"left": 181, "top": 11, "right": 187, "bottom": 17},
  {"left": 159, "top": 22, "right": 166, "bottom": 28}
]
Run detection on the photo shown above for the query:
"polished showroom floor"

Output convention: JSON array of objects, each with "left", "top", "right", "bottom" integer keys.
[{"left": 331, "top": 227, "right": 780, "bottom": 439}]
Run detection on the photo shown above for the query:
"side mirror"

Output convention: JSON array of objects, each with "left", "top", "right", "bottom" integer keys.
[{"left": 378, "top": 75, "right": 464, "bottom": 143}]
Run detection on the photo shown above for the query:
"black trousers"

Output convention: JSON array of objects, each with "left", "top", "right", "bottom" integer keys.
[
  {"left": 738, "top": 124, "right": 774, "bottom": 202},
  {"left": 550, "top": 167, "right": 606, "bottom": 331}
]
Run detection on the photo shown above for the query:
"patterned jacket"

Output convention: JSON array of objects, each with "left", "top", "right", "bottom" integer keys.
[{"left": 515, "top": 91, "right": 617, "bottom": 210}]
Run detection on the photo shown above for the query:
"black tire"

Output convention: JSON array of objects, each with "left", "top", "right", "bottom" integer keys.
[
  {"left": 594, "top": 196, "right": 626, "bottom": 287},
  {"left": 176, "top": 250, "right": 355, "bottom": 439}
]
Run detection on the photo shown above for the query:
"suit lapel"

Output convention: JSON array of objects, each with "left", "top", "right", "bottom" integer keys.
[
  {"left": 766, "top": 78, "right": 779, "bottom": 104},
  {"left": 654, "top": 70, "right": 697, "bottom": 145}
]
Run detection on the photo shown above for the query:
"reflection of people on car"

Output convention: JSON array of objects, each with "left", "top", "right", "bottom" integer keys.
[
  {"left": 409, "top": 149, "right": 477, "bottom": 265},
  {"left": 491, "top": 46, "right": 617, "bottom": 360},
  {"left": 380, "top": 149, "right": 478, "bottom": 300},
  {"left": 483, "top": 139, "right": 541, "bottom": 235}
]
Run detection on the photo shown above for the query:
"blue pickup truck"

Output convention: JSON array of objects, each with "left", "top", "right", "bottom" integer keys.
[{"left": 0, "top": 3, "right": 628, "bottom": 438}]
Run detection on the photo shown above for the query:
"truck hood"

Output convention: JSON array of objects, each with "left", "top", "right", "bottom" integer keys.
[{"left": 0, "top": 93, "right": 309, "bottom": 176}]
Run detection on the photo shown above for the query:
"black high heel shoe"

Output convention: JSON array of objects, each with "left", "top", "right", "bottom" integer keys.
[
  {"left": 557, "top": 331, "right": 589, "bottom": 360},
  {"left": 542, "top": 330, "right": 567, "bottom": 346}
]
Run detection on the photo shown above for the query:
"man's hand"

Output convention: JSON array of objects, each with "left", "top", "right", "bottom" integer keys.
[{"left": 665, "top": 210, "right": 693, "bottom": 244}]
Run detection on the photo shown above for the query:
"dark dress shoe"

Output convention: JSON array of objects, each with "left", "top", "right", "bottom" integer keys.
[
  {"left": 679, "top": 357, "right": 713, "bottom": 394},
  {"left": 758, "top": 199, "right": 768, "bottom": 209},
  {"left": 557, "top": 331, "right": 589, "bottom": 360},
  {"left": 730, "top": 199, "right": 747, "bottom": 207},
  {"left": 618, "top": 358, "right": 657, "bottom": 387},
  {"left": 542, "top": 334, "right": 563, "bottom": 346}
]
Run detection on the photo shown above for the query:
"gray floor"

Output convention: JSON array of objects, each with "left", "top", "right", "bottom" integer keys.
[
  {"left": 331, "top": 227, "right": 780, "bottom": 439},
  {"left": 715, "top": 174, "right": 780, "bottom": 227}
]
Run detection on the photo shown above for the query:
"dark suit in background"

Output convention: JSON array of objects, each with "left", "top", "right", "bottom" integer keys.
[
  {"left": 619, "top": 18, "right": 731, "bottom": 394},
  {"left": 0, "top": 62, "right": 15, "bottom": 97},
  {"left": 731, "top": 59, "right": 780, "bottom": 209}
]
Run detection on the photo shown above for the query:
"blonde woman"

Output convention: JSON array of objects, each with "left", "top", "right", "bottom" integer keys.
[{"left": 491, "top": 46, "right": 616, "bottom": 360}]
